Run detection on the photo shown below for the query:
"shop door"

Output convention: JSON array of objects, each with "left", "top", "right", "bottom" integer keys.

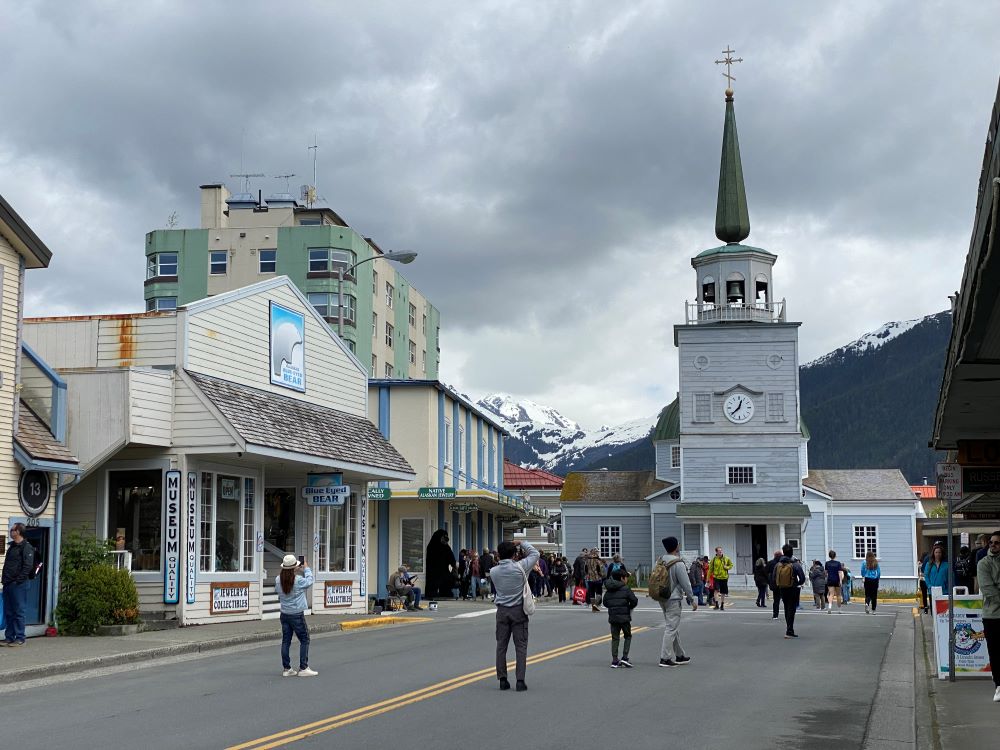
[
  {"left": 264, "top": 488, "right": 296, "bottom": 555},
  {"left": 22, "top": 527, "right": 49, "bottom": 626}
]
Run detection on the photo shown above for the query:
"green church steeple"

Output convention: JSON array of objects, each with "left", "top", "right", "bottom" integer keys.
[{"left": 715, "top": 88, "right": 750, "bottom": 244}]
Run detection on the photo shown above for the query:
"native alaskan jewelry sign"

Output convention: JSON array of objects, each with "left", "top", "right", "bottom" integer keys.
[
  {"left": 185, "top": 472, "right": 197, "bottom": 605},
  {"left": 324, "top": 580, "right": 353, "bottom": 608},
  {"left": 269, "top": 301, "right": 305, "bottom": 392},
  {"left": 418, "top": 487, "right": 457, "bottom": 499},
  {"left": 211, "top": 582, "right": 251, "bottom": 614},
  {"left": 164, "top": 470, "right": 181, "bottom": 605}
]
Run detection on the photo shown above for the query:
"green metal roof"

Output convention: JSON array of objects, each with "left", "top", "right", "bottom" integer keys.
[
  {"left": 676, "top": 502, "right": 810, "bottom": 519},
  {"left": 715, "top": 95, "right": 751, "bottom": 244},
  {"left": 695, "top": 243, "right": 775, "bottom": 259},
  {"left": 651, "top": 397, "right": 680, "bottom": 442}
]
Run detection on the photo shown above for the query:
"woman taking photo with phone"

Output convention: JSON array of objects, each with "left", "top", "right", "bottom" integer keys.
[{"left": 276, "top": 554, "right": 317, "bottom": 677}]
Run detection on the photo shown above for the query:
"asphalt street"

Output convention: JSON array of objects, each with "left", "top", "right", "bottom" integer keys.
[{"left": 1, "top": 599, "right": 902, "bottom": 750}]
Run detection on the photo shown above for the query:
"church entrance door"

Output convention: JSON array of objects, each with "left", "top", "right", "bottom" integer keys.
[{"left": 735, "top": 525, "right": 753, "bottom": 575}]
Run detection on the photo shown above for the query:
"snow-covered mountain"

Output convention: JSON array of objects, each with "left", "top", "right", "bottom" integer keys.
[
  {"left": 476, "top": 393, "right": 656, "bottom": 475},
  {"left": 477, "top": 309, "right": 951, "bottom": 482},
  {"left": 804, "top": 316, "right": 926, "bottom": 369}
]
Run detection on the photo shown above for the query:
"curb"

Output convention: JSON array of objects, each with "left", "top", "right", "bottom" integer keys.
[{"left": 8, "top": 616, "right": 428, "bottom": 684}]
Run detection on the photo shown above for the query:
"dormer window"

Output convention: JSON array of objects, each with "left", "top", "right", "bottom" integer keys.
[
  {"left": 726, "top": 272, "right": 745, "bottom": 304},
  {"left": 755, "top": 274, "right": 769, "bottom": 305},
  {"left": 702, "top": 276, "right": 716, "bottom": 305}
]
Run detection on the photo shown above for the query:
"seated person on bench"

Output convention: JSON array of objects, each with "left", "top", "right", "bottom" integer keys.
[{"left": 388, "top": 565, "right": 423, "bottom": 610}]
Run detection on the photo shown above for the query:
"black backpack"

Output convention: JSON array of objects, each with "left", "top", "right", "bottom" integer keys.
[{"left": 954, "top": 556, "right": 972, "bottom": 579}]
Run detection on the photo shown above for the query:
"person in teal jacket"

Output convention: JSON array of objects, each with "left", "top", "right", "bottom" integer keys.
[
  {"left": 861, "top": 552, "right": 881, "bottom": 613},
  {"left": 922, "top": 545, "right": 950, "bottom": 598}
]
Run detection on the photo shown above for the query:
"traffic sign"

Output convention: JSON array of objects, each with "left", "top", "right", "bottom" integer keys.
[{"left": 936, "top": 462, "right": 963, "bottom": 502}]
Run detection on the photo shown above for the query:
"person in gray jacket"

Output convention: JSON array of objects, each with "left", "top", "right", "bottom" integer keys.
[
  {"left": 658, "top": 536, "right": 697, "bottom": 668},
  {"left": 977, "top": 530, "right": 1000, "bottom": 703},
  {"left": 491, "top": 539, "right": 539, "bottom": 691}
]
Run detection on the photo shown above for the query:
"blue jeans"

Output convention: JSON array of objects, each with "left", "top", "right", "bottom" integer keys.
[
  {"left": 280, "top": 612, "right": 310, "bottom": 670},
  {"left": 692, "top": 583, "right": 705, "bottom": 606},
  {"left": 3, "top": 581, "right": 28, "bottom": 643},
  {"left": 411, "top": 587, "right": 422, "bottom": 607},
  {"left": 467, "top": 577, "right": 478, "bottom": 599}
]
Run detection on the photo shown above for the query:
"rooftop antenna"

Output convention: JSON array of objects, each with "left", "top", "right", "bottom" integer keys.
[
  {"left": 307, "top": 135, "right": 319, "bottom": 207},
  {"left": 273, "top": 174, "right": 296, "bottom": 193},
  {"left": 230, "top": 172, "right": 265, "bottom": 193}
]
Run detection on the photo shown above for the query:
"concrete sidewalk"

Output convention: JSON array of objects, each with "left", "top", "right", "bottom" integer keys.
[
  {"left": 1, "top": 599, "right": 495, "bottom": 684},
  {"left": 916, "top": 608, "right": 999, "bottom": 748}
]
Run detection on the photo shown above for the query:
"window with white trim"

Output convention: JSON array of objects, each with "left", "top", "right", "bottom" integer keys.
[
  {"left": 670, "top": 445, "right": 681, "bottom": 469},
  {"left": 146, "top": 297, "right": 177, "bottom": 312},
  {"left": 726, "top": 465, "right": 755, "bottom": 485},
  {"left": 422, "top": 314, "right": 427, "bottom": 334},
  {"left": 372, "top": 270, "right": 378, "bottom": 295},
  {"left": 694, "top": 393, "right": 712, "bottom": 422},
  {"left": 422, "top": 350, "right": 427, "bottom": 373},
  {"left": 409, "top": 303, "right": 417, "bottom": 328},
  {"left": 853, "top": 525, "right": 878, "bottom": 559},
  {"left": 445, "top": 419, "right": 453, "bottom": 466},
  {"left": 316, "top": 492, "right": 358, "bottom": 572},
  {"left": 209, "top": 250, "right": 228, "bottom": 275},
  {"left": 767, "top": 392, "right": 786, "bottom": 422},
  {"left": 458, "top": 425, "right": 465, "bottom": 473},
  {"left": 400, "top": 518, "right": 425, "bottom": 572},
  {"left": 308, "top": 247, "right": 355, "bottom": 274},
  {"left": 385, "top": 282, "right": 394, "bottom": 309},
  {"left": 371, "top": 355, "right": 377, "bottom": 376},
  {"left": 385, "top": 322, "right": 394, "bottom": 348},
  {"left": 384, "top": 363, "right": 393, "bottom": 378},
  {"left": 373, "top": 312, "right": 378, "bottom": 338},
  {"left": 146, "top": 253, "right": 178, "bottom": 279},
  {"left": 409, "top": 340, "right": 416, "bottom": 365},
  {"left": 199, "top": 471, "right": 256, "bottom": 573},
  {"left": 258, "top": 249, "right": 276, "bottom": 274},
  {"left": 598, "top": 525, "right": 622, "bottom": 558}
]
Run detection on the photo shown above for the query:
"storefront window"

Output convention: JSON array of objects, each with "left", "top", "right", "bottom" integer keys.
[
  {"left": 199, "top": 471, "right": 256, "bottom": 573},
  {"left": 107, "top": 470, "right": 162, "bottom": 572},
  {"left": 315, "top": 493, "right": 355, "bottom": 572},
  {"left": 400, "top": 518, "right": 424, "bottom": 573}
]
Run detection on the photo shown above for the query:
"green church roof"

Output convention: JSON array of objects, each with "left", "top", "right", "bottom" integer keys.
[
  {"left": 695, "top": 243, "right": 776, "bottom": 259},
  {"left": 651, "top": 398, "right": 680, "bottom": 442},
  {"left": 715, "top": 92, "right": 751, "bottom": 244}
]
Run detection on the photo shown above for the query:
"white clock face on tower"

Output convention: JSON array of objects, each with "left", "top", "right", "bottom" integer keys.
[{"left": 723, "top": 393, "right": 755, "bottom": 423}]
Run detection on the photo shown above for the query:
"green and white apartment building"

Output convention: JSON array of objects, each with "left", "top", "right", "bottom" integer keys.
[{"left": 144, "top": 184, "right": 440, "bottom": 380}]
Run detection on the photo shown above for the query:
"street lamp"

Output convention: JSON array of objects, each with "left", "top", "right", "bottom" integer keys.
[{"left": 337, "top": 250, "right": 418, "bottom": 338}]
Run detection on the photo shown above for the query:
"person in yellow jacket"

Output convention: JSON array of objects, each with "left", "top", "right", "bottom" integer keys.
[{"left": 709, "top": 547, "right": 734, "bottom": 610}]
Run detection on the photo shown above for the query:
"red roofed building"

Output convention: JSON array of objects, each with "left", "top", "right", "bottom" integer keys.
[{"left": 504, "top": 460, "right": 564, "bottom": 552}]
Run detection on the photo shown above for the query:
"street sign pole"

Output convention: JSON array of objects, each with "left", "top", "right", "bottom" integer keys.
[{"left": 947, "top": 494, "right": 955, "bottom": 682}]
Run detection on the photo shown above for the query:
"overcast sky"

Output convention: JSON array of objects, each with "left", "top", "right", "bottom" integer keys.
[{"left": 3, "top": 2, "right": 998, "bottom": 429}]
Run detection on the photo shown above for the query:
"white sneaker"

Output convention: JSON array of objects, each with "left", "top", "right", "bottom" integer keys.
[
  {"left": 298, "top": 667, "right": 318, "bottom": 677},
  {"left": 282, "top": 668, "right": 297, "bottom": 677},
  {"left": 993, "top": 686, "right": 1000, "bottom": 703},
  {"left": 865, "top": 604, "right": 870, "bottom": 614}
]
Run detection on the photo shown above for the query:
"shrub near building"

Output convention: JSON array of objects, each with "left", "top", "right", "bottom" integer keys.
[{"left": 56, "top": 530, "right": 140, "bottom": 636}]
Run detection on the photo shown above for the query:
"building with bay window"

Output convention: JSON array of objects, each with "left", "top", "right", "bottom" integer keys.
[
  {"left": 25, "top": 276, "right": 413, "bottom": 623},
  {"left": 144, "top": 183, "right": 440, "bottom": 381}
]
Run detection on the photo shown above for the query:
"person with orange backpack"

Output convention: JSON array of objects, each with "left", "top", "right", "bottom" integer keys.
[{"left": 771, "top": 543, "right": 806, "bottom": 639}]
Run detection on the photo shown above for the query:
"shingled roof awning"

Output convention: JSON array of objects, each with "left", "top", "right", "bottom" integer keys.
[
  {"left": 14, "top": 402, "right": 79, "bottom": 473},
  {"left": 676, "top": 502, "right": 810, "bottom": 519},
  {"left": 187, "top": 371, "right": 414, "bottom": 480}
]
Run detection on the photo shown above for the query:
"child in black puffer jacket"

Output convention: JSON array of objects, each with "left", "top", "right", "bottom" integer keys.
[{"left": 603, "top": 569, "right": 638, "bottom": 668}]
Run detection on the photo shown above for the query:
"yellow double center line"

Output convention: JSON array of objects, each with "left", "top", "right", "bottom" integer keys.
[{"left": 229, "top": 627, "right": 649, "bottom": 749}]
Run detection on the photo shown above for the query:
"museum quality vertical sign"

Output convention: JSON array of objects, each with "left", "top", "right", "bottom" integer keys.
[
  {"left": 186, "top": 472, "right": 198, "bottom": 604},
  {"left": 358, "top": 494, "right": 368, "bottom": 599},
  {"left": 164, "top": 470, "right": 181, "bottom": 604}
]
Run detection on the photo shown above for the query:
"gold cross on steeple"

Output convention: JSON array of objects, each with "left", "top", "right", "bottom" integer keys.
[{"left": 715, "top": 46, "right": 743, "bottom": 90}]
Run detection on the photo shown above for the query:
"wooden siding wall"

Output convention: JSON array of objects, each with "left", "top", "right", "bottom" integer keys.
[
  {"left": 62, "top": 469, "right": 99, "bottom": 533},
  {"left": 128, "top": 369, "right": 173, "bottom": 445},
  {"left": 652, "top": 513, "right": 683, "bottom": 561},
  {"left": 0, "top": 243, "right": 23, "bottom": 533},
  {"left": 804, "top": 512, "right": 826, "bottom": 562},
  {"left": 23, "top": 319, "right": 100, "bottom": 368},
  {"left": 683, "top": 523, "right": 701, "bottom": 551},
  {"left": 172, "top": 377, "right": 236, "bottom": 448},
  {"left": 654, "top": 441, "right": 680, "bottom": 483},
  {"left": 677, "top": 328, "right": 800, "bottom": 436},
  {"left": 98, "top": 316, "right": 177, "bottom": 368},
  {"left": 681, "top": 445, "right": 802, "bottom": 503},
  {"left": 830, "top": 515, "right": 914, "bottom": 578},
  {"left": 185, "top": 285, "right": 367, "bottom": 417},
  {"left": 564, "top": 515, "right": 651, "bottom": 569},
  {"left": 62, "top": 371, "right": 128, "bottom": 470}
]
